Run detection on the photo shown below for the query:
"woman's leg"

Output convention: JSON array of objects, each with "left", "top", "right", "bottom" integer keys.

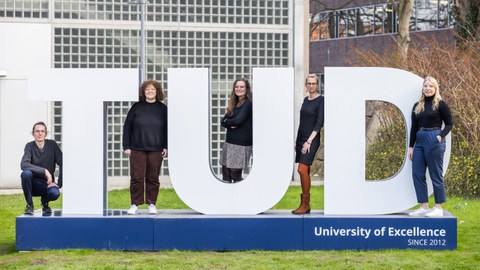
[
  {"left": 292, "top": 163, "right": 311, "bottom": 214},
  {"left": 230, "top": 168, "right": 243, "bottom": 182},
  {"left": 130, "top": 150, "right": 147, "bottom": 206},
  {"left": 145, "top": 151, "right": 163, "bottom": 205}
]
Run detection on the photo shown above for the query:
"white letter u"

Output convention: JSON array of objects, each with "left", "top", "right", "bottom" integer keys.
[{"left": 168, "top": 68, "right": 294, "bottom": 214}]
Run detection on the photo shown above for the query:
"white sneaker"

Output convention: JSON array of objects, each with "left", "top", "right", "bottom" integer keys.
[
  {"left": 127, "top": 204, "right": 138, "bottom": 215},
  {"left": 148, "top": 204, "right": 157, "bottom": 215},
  {"left": 426, "top": 207, "right": 444, "bottom": 217},
  {"left": 409, "top": 207, "right": 430, "bottom": 216}
]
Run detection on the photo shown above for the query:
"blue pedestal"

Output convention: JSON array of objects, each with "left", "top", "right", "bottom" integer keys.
[
  {"left": 154, "top": 210, "right": 303, "bottom": 250},
  {"left": 303, "top": 211, "right": 456, "bottom": 250},
  {"left": 16, "top": 209, "right": 456, "bottom": 251}
]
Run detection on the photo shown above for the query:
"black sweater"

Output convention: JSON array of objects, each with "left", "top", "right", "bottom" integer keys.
[
  {"left": 221, "top": 99, "right": 252, "bottom": 146},
  {"left": 20, "top": 140, "right": 63, "bottom": 187},
  {"left": 123, "top": 101, "right": 168, "bottom": 151},
  {"left": 409, "top": 96, "right": 453, "bottom": 147}
]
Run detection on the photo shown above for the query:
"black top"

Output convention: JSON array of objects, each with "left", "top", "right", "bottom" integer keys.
[
  {"left": 123, "top": 101, "right": 168, "bottom": 151},
  {"left": 221, "top": 99, "right": 252, "bottom": 146},
  {"left": 20, "top": 139, "right": 63, "bottom": 187},
  {"left": 409, "top": 96, "right": 453, "bottom": 147},
  {"left": 296, "top": 96, "right": 324, "bottom": 144}
]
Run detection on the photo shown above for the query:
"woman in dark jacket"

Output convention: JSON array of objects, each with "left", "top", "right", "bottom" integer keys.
[
  {"left": 123, "top": 80, "right": 168, "bottom": 215},
  {"left": 220, "top": 78, "right": 253, "bottom": 183}
]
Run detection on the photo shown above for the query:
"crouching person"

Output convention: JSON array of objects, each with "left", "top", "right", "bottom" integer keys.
[{"left": 20, "top": 122, "right": 62, "bottom": 216}]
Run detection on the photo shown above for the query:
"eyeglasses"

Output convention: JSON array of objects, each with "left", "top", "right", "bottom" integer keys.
[{"left": 306, "top": 83, "right": 318, "bottom": 86}]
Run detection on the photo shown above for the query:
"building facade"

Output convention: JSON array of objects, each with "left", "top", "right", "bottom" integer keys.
[
  {"left": 309, "top": 0, "right": 455, "bottom": 93},
  {"left": 0, "top": 0, "right": 303, "bottom": 188}
]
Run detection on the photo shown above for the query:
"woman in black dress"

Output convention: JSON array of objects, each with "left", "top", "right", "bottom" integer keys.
[{"left": 292, "top": 74, "right": 324, "bottom": 214}]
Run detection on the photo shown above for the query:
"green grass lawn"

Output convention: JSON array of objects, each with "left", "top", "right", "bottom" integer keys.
[{"left": 1, "top": 186, "right": 479, "bottom": 269}]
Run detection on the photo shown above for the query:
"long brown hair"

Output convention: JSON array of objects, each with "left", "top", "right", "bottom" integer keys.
[
  {"left": 139, "top": 80, "right": 165, "bottom": 102},
  {"left": 414, "top": 76, "right": 442, "bottom": 115},
  {"left": 226, "top": 78, "right": 252, "bottom": 116}
]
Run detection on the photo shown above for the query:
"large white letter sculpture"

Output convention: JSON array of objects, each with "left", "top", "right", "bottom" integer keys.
[
  {"left": 168, "top": 68, "right": 294, "bottom": 214},
  {"left": 29, "top": 69, "right": 137, "bottom": 215},
  {"left": 27, "top": 67, "right": 448, "bottom": 216},
  {"left": 324, "top": 67, "right": 451, "bottom": 215}
]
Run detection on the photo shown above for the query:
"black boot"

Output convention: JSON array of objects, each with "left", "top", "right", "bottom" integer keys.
[
  {"left": 24, "top": 204, "right": 34, "bottom": 215},
  {"left": 230, "top": 169, "right": 244, "bottom": 183},
  {"left": 42, "top": 202, "right": 52, "bottom": 216},
  {"left": 221, "top": 166, "right": 232, "bottom": 183}
]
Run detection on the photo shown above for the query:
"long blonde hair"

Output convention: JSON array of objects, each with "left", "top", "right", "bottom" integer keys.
[{"left": 414, "top": 76, "right": 442, "bottom": 115}]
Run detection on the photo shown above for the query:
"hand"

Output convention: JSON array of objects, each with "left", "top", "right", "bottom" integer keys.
[
  {"left": 124, "top": 149, "right": 131, "bottom": 157},
  {"left": 301, "top": 142, "right": 311, "bottom": 154},
  {"left": 408, "top": 147, "right": 413, "bottom": 161},
  {"left": 162, "top": 148, "right": 168, "bottom": 158},
  {"left": 48, "top": 182, "right": 59, "bottom": 188},
  {"left": 45, "top": 169, "right": 53, "bottom": 185},
  {"left": 437, "top": 135, "right": 442, "bottom": 143}
]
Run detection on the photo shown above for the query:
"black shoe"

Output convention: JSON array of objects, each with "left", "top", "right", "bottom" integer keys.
[
  {"left": 42, "top": 203, "right": 52, "bottom": 216},
  {"left": 24, "top": 204, "right": 34, "bottom": 215}
]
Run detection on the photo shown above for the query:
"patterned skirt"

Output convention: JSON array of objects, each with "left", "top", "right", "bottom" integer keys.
[{"left": 219, "top": 142, "right": 253, "bottom": 169}]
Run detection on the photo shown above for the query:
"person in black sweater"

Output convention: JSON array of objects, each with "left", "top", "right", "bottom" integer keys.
[
  {"left": 292, "top": 74, "right": 324, "bottom": 215},
  {"left": 123, "top": 80, "right": 168, "bottom": 215},
  {"left": 20, "top": 121, "right": 62, "bottom": 216},
  {"left": 408, "top": 76, "right": 453, "bottom": 217},
  {"left": 220, "top": 78, "right": 253, "bottom": 183}
]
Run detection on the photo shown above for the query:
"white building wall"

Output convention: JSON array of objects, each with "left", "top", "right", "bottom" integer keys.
[{"left": 0, "top": 23, "right": 51, "bottom": 188}]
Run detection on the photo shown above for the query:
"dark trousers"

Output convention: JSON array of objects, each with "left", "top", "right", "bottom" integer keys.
[
  {"left": 129, "top": 150, "right": 163, "bottom": 205},
  {"left": 21, "top": 170, "right": 60, "bottom": 205},
  {"left": 412, "top": 130, "right": 447, "bottom": 204}
]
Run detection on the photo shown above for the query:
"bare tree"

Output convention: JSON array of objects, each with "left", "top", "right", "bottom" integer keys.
[
  {"left": 454, "top": 0, "right": 480, "bottom": 42},
  {"left": 388, "top": 0, "right": 414, "bottom": 58},
  {"left": 310, "top": 0, "right": 414, "bottom": 56}
]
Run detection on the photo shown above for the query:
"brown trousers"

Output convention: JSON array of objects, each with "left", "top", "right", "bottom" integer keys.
[{"left": 129, "top": 150, "right": 163, "bottom": 205}]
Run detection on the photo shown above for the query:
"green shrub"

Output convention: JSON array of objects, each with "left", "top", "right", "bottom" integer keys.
[
  {"left": 365, "top": 102, "right": 406, "bottom": 180},
  {"left": 355, "top": 37, "right": 480, "bottom": 197}
]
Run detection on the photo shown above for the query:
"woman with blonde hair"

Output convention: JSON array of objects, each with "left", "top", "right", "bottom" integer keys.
[
  {"left": 408, "top": 76, "right": 453, "bottom": 217},
  {"left": 292, "top": 74, "right": 324, "bottom": 214}
]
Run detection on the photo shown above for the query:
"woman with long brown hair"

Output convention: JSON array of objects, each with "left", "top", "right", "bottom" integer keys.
[{"left": 220, "top": 78, "right": 253, "bottom": 183}]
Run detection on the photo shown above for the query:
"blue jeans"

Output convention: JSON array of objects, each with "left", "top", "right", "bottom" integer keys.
[
  {"left": 21, "top": 170, "right": 60, "bottom": 205},
  {"left": 412, "top": 130, "right": 447, "bottom": 204}
]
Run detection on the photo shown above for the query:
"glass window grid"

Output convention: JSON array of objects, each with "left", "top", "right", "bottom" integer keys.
[
  {"left": 414, "top": 0, "right": 448, "bottom": 31},
  {"left": 48, "top": 0, "right": 289, "bottom": 25},
  {"left": 310, "top": 0, "right": 453, "bottom": 41},
  {"left": 52, "top": 28, "right": 289, "bottom": 176},
  {"left": 0, "top": 0, "right": 49, "bottom": 18}
]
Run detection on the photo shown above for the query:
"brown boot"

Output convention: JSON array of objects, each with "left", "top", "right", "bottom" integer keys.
[{"left": 291, "top": 193, "right": 311, "bottom": 214}]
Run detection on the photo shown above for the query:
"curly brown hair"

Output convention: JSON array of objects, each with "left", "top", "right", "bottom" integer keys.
[{"left": 139, "top": 80, "right": 165, "bottom": 102}]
